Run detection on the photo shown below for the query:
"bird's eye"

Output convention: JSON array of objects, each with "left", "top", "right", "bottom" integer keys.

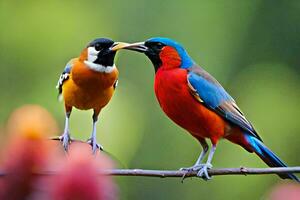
[
  {"left": 156, "top": 42, "right": 164, "bottom": 48},
  {"left": 94, "top": 43, "right": 102, "bottom": 51}
]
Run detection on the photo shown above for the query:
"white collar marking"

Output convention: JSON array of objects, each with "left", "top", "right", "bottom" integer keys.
[
  {"left": 84, "top": 61, "right": 116, "bottom": 73},
  {"left": 85, "top": 46, "right": 115, "bottom": 73}
]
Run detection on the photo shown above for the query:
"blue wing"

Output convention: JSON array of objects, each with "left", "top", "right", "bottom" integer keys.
[
  {"left": 56, "top": 59, "right": 75, "bottom": 97},
  {"left": 187, "top": 65, "right": 262, "bottom": 141}
]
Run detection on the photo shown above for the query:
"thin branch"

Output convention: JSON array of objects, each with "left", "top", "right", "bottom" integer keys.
[
  {"left": 104, "top": 167, "right": 300, "bottom": 178},
  {"left": 46, "top": 138, "right": 300, "bottom": 178},
  {"left": 0, "top": 167, "right": 299, "bottom": 178},
  {"left": 47, "top": 139, "right": 300, "bottom": 178}
]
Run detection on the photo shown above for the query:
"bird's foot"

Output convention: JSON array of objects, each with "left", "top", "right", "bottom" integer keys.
[
  {"left": 180, "top": 163, "right": 212, "bottom": 181},
  {"left": 58, "top": 132, "right": 72, "bottom": 152},
  {"left": 196, "top": 163, "right": 213, "bottom": 180},
  {"left": 86, "top": 138, "right": 103, "bottom": 154},
  {"left": 180, "top": 164, "right": 207, "bottom": 172},
  {"left": 180, "top": 164, "right": 206, "bottom": 182}
]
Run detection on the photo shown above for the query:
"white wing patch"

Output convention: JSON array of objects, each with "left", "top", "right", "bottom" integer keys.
[
  {"left": 113, "top": 79, "right": 118, "bottom": 89},
  {"left": 56, "top": 58, "right": 74, "bottom": 101},
  {"left": 56, "top": 73, "right": 69, "bottom": 89}
]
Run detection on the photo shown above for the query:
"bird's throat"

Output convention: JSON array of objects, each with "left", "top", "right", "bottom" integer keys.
[{"left": 84, "top": 61, "right": 116, "bottom": 73}]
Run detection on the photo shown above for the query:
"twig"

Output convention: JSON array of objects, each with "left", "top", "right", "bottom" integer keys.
[
  {"left": 0, "top": 167, "right": 299, "bottom": 178},
  {"left": 104, "top": 167, "right": 300, "bottom": 178},
  {"left": 47, "top": 138, "right": 300, "bottom": 178}
]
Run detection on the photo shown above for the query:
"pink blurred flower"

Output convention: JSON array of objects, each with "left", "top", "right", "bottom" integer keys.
[
  {"left": 0, "top": 105, "right": 58, "bottom": 200},
  {"left": 0, "top": 105, "right": 118, "bottom": 200},
  {"left": 49, "top": 142, "right": 118, "bottom": 200},
  {"left": 266, "top": 182, "right": 300, "bottom": 200}
]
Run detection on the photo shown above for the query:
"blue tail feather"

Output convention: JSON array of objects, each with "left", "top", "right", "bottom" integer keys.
[{"left": 245, "top": 134, "right": 299, "bottom": 182}]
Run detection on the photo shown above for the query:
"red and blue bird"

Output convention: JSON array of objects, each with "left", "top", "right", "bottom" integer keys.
[{"left": 113, "top": 37, "right": 299, "bottom": 181}]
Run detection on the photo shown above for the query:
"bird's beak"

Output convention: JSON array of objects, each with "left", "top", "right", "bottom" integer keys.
[
  {"left": 110, "top": 42, "right": 130, "bottom": 52},
  {"left": 111, "top": 42, "right": 148, "bottom": 53}
]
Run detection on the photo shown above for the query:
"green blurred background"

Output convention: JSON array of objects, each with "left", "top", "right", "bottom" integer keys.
[{"left": 1, "top": 0, "right": 300, "bottom": 199}]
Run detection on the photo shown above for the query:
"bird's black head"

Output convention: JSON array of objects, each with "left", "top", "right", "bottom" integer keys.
[
  {"left": 112, "top": 40, "right": 164, "bottom": 71},
  {"left": 143, "top": 40, "right": 166, "bottom": 70},
  {"left": 112, "top": 37, "right": 193, "bottom": 72},
  {"left": 86, "top": 38, "right": 117, "bottom": 67}
]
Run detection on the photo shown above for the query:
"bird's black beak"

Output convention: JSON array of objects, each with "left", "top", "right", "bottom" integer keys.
[{"left": 111, "top": 42, "right": 148, "bottom": 53}]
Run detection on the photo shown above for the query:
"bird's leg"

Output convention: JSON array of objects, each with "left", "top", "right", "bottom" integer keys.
[
  {"left": 59, "top": 111, "right": 72, "bottom": 151},
  {"left": 87, "top": 110, "right": 103, "bottom": 154},
  {"left": 197, "top": 144, "right": 217, "bottom": 180},
  {"left": 180, "top": 138, "right": 209, "bottom": 171}
]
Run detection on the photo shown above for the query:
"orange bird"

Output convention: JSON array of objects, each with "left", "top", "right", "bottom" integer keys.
[{"left": 56, "top": 38, "right": 126, "bottom": 153}]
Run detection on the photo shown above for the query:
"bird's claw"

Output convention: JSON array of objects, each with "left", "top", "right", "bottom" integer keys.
[
  {"left": 196, "top": 163, "right": 212, "bottom": 180},
  {"left": 180, "top": 163, "right": 212, "bottom": 181},
  {"left": 180, "top": 164, "right": 206, "bottom": 172},
  {"left": 86, "top": 138, "right": 103, "bottom": 154},
  {"left": 180, "top": 164, "right": 206, "bottom": 182},
  {"left": 59, "top": 133, "right": 72, "bottom": 152}
]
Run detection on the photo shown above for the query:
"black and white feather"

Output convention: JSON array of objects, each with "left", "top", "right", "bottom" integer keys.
[
  {"left": 113, "top": 79, "right": 118, "bottom": 89},
  {"left": 56, "top": 59, "right": 74, "bottom": 100}
]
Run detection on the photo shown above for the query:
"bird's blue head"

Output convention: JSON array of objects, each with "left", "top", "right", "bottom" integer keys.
[{"left": 114, "top": 37, "right": 195, "bottom": 71}]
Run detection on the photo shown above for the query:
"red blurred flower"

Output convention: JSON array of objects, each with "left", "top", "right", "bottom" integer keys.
[
  {"left": 0, "top": 105, "right": 58, "bottom": 200},
  {"left": 0, "top": 105, "right": 118, "bottom": 200},
  {"left": 49, "top": 142, "right": 118, "bottom": 200},
  {"left": 266, "top": 182, "right": 300, "bottom": 200}
]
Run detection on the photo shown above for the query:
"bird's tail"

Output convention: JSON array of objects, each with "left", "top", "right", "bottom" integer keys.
[{"left": 245, "top": 134, "right": 299, "bottom": 182}]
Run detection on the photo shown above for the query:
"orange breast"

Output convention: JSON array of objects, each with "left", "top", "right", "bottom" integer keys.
[{"left": 62, "top": 59, "right": 118, "bottom": 110}]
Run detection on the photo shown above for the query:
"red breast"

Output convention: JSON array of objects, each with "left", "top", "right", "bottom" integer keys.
[
  {"left": 159, "top": 46, "right": 182, "bottom": 69},
  {"left": 154, "top": 67, "right": 228, "bottom": 144}
]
